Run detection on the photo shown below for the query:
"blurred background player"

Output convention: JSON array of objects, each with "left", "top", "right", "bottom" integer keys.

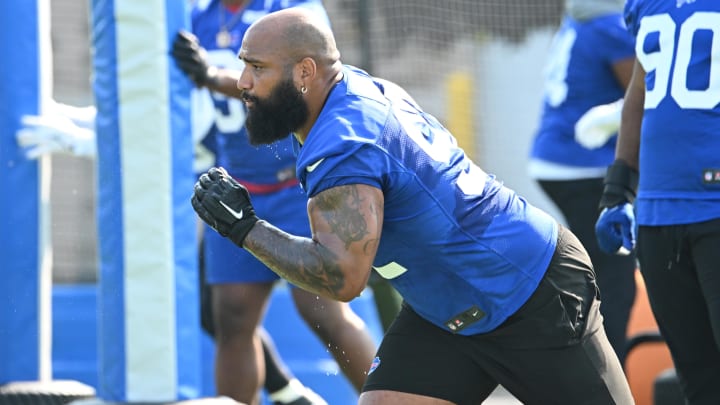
[
  {"left": 595, "top": 0, "right": 720, "bottom": 402},
  {"left": 527, "top": 0, "right": 637, "bottom": 363},
  {"left": 170, "top": 1, "right": 377, "bottom": 404}
]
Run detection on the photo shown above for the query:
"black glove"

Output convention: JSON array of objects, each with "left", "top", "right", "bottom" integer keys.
[
  {"left": 192, "top": 167, "right": 259, "bottom": 247},
  {"left": 171, "top": 30, "right": 215, "bottom": 87}
]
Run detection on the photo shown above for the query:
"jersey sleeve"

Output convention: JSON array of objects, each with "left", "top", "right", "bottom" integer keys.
[
  {"left": 301, "top": 144, "right": 386, "bottom": 198},
  {"left": 296, "top": 66, "right": 396, "bottom": 197}
]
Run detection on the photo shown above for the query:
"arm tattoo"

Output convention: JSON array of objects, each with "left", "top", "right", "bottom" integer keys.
[
  {"left": 245, "top": 228, "right": 346, "bottom": 297},
  {"left": 242, "top": 185, "right": 376, "bottom": 300},
  {"left": 312, "top": 185, "right": 369, "bottom": 249}
]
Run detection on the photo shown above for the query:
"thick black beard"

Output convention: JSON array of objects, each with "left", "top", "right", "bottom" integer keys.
[{"left": 244, "top": 78, "right": 309, "bottom": 146}]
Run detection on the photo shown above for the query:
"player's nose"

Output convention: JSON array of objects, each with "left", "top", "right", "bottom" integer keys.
[{"left": 237, "top": 66, "right": 251, "bottom": 91}]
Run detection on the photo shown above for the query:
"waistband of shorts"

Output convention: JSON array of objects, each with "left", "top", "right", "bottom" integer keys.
[{"left": 233, "top": 177, "right": 300, "bottom": 194}]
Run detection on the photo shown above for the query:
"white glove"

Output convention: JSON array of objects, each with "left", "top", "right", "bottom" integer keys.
[
  {"left": 16, "top": 101, "right": 97, "bottom": 159},
  {"left": 574, "top": 99, "right": 623, "bottom": 150},
  {"left": 17, "top": 96, "right": 213, "bottom": 163},
  {"left": 53, "top": 102, "right": 96, "bottom": 130}
]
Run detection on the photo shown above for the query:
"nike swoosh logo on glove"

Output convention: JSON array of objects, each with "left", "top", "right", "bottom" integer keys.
[{"left": 220, "top": 200, "right": 243, "bottom": 220}]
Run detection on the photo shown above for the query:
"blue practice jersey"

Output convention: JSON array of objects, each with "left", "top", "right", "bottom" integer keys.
[
  {"left": 625, "top": 0, "right": 720, "bottom": 225},
  {"left": 293, "top": 66, "right": 559, "bottom": 335},
  {"left": 191, "top": 0, "right": 329, "bottom": 186},
  {"left": 531, "top": 13, "right": 635, "bottom": 168}
]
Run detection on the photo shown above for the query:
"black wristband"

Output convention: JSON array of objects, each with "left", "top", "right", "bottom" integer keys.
[
  {"left": 598, "top": 160, "right": 639, "bottom": 210},
  {"left": 227, "top": 216, "right": 259, "bottom": 247}
]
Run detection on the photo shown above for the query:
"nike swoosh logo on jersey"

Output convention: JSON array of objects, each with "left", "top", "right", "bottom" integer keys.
[
  {"left": 306, "top": 158, "right": 325, "bottom": 173},
  {"left": 219, "top": 200, "right": 243, "bottom": 220}
]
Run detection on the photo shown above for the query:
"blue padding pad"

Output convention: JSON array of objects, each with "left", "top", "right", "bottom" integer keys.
[
  {"left": 52, "top": 284, "right": 98, "bottom": 387},
  {"left": 53, "top": 283, "right": 385, "bottom": 404}
]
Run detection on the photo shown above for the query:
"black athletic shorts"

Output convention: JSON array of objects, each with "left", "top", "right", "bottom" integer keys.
[{"left": 362, "top": 225, "right": 633, "bottom": 405}]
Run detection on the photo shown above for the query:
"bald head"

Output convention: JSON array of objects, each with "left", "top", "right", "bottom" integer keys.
[
  {"left": 244, "top": 7, "right": 340, "bottom": 67},
  {"left": 237, "top": 7, "right": 344, "bottom": 142}
]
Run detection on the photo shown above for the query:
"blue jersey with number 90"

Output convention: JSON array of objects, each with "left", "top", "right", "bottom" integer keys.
[
  {"left": 293, "top": 66, "right": 559, "bottom": 335},
  {"left": 625, "top": 0, "right": 720, "bottom": 225}
]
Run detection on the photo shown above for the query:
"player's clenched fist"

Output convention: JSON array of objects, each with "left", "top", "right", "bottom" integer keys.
[
  {"left": 192, "top": 167, "right": 259, "bottom": 247},
  {"left": 595, "top": 203, "right": 635, "bottom": 255}
]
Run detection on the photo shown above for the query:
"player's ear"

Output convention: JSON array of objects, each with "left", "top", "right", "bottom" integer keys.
[{"left": 296, "top": 57, "right": 316, "bottom": 81}]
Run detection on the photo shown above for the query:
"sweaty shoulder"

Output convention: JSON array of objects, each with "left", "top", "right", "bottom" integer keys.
[{"left": 295, "top": 66, "right": 393, "bottom": 197}]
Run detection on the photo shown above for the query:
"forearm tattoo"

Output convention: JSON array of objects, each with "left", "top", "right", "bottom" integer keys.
[
  {"left": 243, "top": 185, "right": 374, "bottom": 299},
  {"left": 245, "top": 227, "right": 346, "bottom": 297}
]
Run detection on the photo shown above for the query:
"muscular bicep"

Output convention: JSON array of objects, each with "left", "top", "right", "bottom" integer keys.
[{"left": 307, "top": 184, "right": 384, "bottom": 295}]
